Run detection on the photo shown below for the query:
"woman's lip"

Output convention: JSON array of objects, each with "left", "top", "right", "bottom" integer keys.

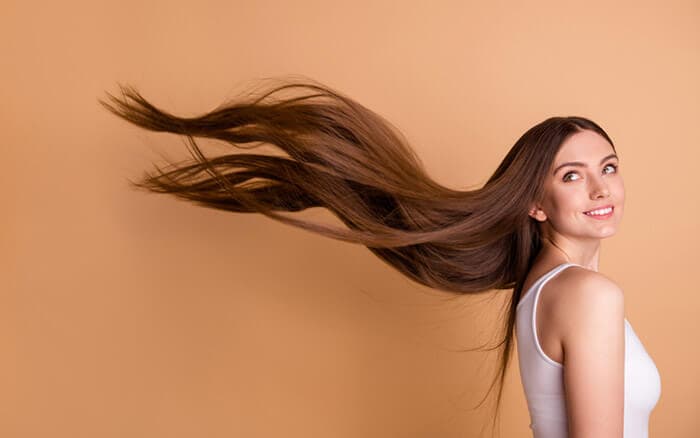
[
  {"left": 583, "top": 205, "right": 614, "bottom": 219},
  {"left": 583, "top": 204, "right": 614, "bottom": 213}
]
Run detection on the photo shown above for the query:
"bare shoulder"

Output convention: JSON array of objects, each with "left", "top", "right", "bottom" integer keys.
[
  {"left": 547, "top": 266, "right": 624, "bottom": 341},
  {"left": 546, "top": 266, "right": 625, "bottom": 340}
]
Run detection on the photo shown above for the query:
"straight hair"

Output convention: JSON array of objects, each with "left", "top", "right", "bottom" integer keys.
[{"left": 99, "top": 76, "right": 616, "bottom": 434}]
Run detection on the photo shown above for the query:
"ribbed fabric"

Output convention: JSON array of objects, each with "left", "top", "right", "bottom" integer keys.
[{"left": 515, "top": 263, "right": 661, "bottom": 437}]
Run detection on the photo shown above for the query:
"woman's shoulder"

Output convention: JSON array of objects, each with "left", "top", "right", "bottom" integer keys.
[
  {"left": 553, "top": 265, "right": 623, "bottom": 296},
  {"left": 547, "top": 265, "right": 625, "bottom": 326}
]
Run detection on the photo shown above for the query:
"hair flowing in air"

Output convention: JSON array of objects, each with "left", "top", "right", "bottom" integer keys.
[{"left": 98, "top": 76, "right": 616, "bottom": 434}]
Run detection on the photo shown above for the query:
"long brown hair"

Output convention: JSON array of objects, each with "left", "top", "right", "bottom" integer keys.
[{"left": 98, "top": 76, "right": 615, "bottom": 434}]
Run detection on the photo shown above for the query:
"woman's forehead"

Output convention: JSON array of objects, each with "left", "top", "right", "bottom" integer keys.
[{"left": 554, "top": 130, "right": 615, "bottom": 162}]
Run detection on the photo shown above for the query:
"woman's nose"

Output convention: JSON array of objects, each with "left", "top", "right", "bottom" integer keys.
[{"left": 590, "top": 179, "right": 610, "bottom": 199}]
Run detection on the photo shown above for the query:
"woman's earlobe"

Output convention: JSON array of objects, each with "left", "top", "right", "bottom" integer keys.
[{"left": 529, "top": 208, "right": 547, "bottom": 222}]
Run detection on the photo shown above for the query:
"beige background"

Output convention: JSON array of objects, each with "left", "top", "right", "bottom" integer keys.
[{"left": 3, "top": 1, "right": 699, "bottom": 437}]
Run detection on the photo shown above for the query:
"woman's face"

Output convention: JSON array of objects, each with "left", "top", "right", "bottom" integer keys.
[{"left": 530, "top": 129, "right": 625, "bottom": 241}]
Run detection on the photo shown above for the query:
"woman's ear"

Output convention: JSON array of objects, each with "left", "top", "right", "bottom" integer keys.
[{"left": 528, "top": 206, "right": 547, "bottom": 222}]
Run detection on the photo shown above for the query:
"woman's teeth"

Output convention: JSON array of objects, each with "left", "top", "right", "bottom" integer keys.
[{"left": 584, "top": 206, "right": 613, "bottom": 216}]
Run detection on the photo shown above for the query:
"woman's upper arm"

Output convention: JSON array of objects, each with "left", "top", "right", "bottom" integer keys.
[{"left": 558, "top": 272, "right": 625, "bottom": 438}]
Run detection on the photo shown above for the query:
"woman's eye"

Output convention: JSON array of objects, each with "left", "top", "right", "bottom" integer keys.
[
  {"left": 562, "top": 163, "right": 618, "bottom": 182},
  {"left": 562, "top": 170, "right": 582, "bottom": 182},
  {"left": 562, "top": 172, "right": 578, "bottom": 182},
  {"left": 603, "top": 163, "right": 618, "bottom": 174}
]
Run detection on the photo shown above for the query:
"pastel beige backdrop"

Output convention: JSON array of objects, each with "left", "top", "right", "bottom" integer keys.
[{"left": 3, "top": 1, "right": 698, "bottom": 437}]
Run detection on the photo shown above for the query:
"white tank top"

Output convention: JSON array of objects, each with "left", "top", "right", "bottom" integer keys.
[{"left": 515, "top": 263, "right": 661, "bottom": 438}]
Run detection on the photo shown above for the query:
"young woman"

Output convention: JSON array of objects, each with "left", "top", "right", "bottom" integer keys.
[
  {"left": 516, "top": 129, "right": 661, "bottom": 437},
  {"left": 99, "top": 77, "right": 661, "bottom": 437}
]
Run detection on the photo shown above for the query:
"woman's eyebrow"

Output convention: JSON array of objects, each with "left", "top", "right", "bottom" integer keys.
[{"left": 553, "top": 153, "right": 619, "bottom": 175}]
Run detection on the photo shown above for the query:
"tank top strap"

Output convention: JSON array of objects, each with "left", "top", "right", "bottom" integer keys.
[
  {"left": 528, "top": 262, "right": 581, "bottom": 369},
  {"left": 517, "top": 262, "right": 582, "bottom": 311},
  {"left": 542, "top": 262, "right": 581, "bottom": 283},
  {"left": 531, "top": 262, "right": 581, "bottom": 302}
]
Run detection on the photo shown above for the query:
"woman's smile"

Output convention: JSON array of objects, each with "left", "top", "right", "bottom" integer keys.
[{"left": 583, "top": 204, "right": 614, "bottom": 220}]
